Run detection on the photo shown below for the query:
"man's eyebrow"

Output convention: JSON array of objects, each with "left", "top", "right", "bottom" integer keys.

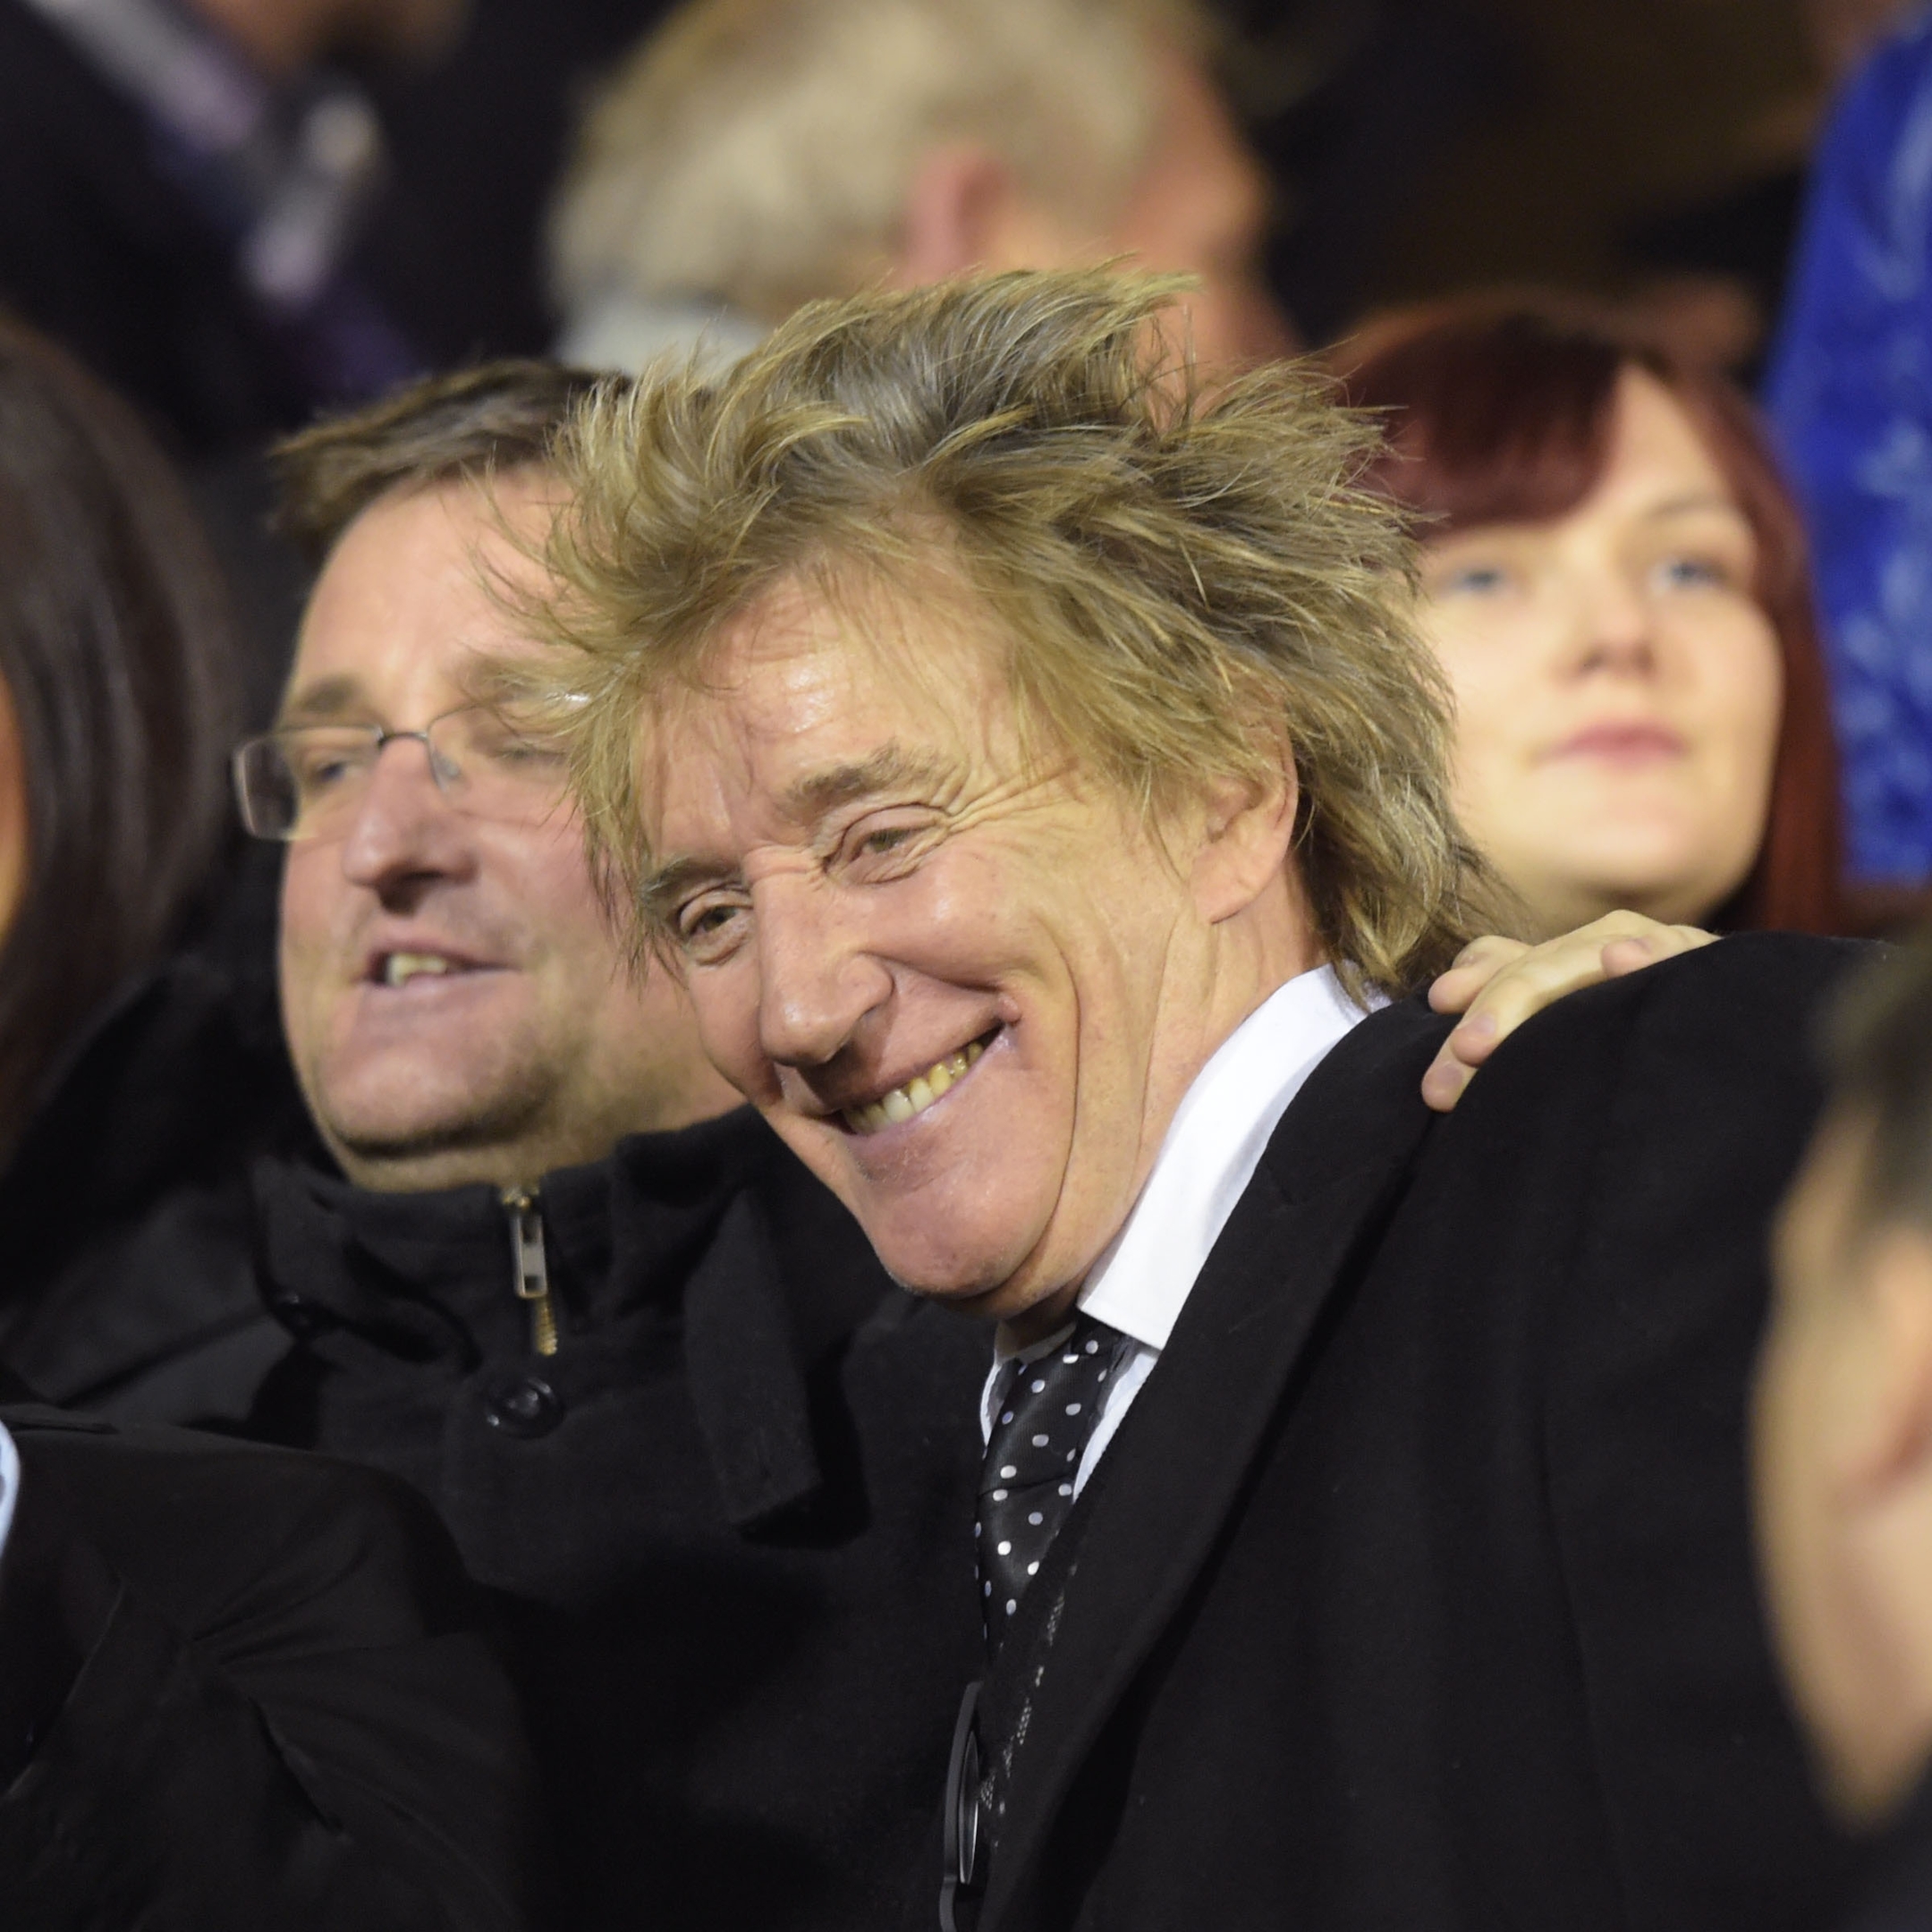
[
  {"left": 640, "top": 746, "right": 953, "bottom": 922},
  {"left": 778, "top": 744, "right": 952, "bottom": 821},
  {"left": 276, "top": 675, "right": 372, "bottom": 727}
]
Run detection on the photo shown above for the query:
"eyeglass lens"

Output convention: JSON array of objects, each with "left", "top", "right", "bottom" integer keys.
[{"left": 233, "top": 708, "right": 566, "bottom": 841}]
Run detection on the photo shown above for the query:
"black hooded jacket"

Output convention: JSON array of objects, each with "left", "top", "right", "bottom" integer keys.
[
  {"left": 244, "top": 1106, "right": 988, "bottom": 1932},
  {"left": 0, "top": 847, "right": 313, "bottom": 1424}
]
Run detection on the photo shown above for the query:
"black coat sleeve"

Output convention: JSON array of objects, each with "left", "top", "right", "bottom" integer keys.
[
  {"left": 0, "top": 1407, "right": 551, "bottom": 1931},
  {"left": 1538, "top": 934, "right": 1866, "bottom": 1929}
]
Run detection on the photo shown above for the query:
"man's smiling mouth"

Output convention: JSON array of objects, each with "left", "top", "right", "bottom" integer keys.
[{"left": 840, "top": 1031, "right": 996, "bottom": 1135}]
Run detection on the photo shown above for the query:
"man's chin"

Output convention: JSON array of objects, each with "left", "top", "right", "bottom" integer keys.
[
  {"left": 862, "top": 1212, "right": 1053, "bottom": 1313},
  {"left": 310, "top": 1078, "right": 552, "bottom": 1188},
  {"left": 763, "top": 1112, "right": 1071, "bottom": 1311}
]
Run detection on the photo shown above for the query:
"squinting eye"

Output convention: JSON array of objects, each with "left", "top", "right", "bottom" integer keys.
[
  {"left": 675, "top": 899, "right": 750, "bottom": 960},
  {"left": 841, "top": 816, "right": 936, "bottom": 870},
  {"left": 492, "top": 741, "right": 566, "bottom": 770}
]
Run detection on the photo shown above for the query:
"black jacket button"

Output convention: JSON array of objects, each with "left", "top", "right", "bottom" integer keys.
[
  {"left": 269, "top": 1290, "right": 324, "bottom": 1339},
  {"left": 484, "top": 1374, "right": 564, "bottom": 1438}
]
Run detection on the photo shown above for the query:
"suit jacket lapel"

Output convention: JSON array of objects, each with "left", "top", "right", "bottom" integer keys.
[{"left": 979, "top": 996, "right": 1449, "bottom": 1928}]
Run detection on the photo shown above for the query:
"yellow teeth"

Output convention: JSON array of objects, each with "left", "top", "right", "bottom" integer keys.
[
  {"left": 843, "top": 1038, "right": 986, "bottom": 1135},
  {"left": 384, "top": 952, "right": 455, "bottom": 988}
]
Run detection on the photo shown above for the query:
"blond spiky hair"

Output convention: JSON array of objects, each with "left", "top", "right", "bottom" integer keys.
[{"left": 527, "top": 269, "right": 1496, "bottom": 998}]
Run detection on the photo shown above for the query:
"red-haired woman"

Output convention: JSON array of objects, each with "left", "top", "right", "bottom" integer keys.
[{"left": 1336, "top": 299, "right": 1844, "bottom": 938}]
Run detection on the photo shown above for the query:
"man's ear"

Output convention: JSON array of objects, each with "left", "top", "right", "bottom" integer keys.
[
  {"left": 896, "top": 145, "right": 1072, "bottom": 284},
  {"left": 896, "top": 146, "right": 1015, "bottom": 284},
  {"left": 1835, "top": 1225, "right": 1932, "bottom": 1500},
  {"left": 1190, "top": 765, "right": 1299, "bottom": 926}
]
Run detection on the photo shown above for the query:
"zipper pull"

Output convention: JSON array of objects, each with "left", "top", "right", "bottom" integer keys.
[{"left": 501, "top": 1185, "right": 558, "bottom": 1358}]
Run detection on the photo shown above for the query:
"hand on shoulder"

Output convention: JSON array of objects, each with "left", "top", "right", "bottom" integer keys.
[{"left": 1421, "top": 911, "right": 1718, "bottom": 1113}]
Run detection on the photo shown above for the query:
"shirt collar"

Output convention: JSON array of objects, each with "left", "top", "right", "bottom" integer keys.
[{"left": 1070, "top": 964, "right": 1373, "bottom": 1354}]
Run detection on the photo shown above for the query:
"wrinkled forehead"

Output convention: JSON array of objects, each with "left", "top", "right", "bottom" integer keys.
[
  {"left": 633, "top": 568, "right": 1022, "bottom": 843},
  {"left": 284, "top": 472, "right": 562, "bottom": 721}
]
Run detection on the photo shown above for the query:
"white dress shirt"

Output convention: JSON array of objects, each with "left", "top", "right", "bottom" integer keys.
[
  {"left": 980, "top": 964, "right": 1375, "bottom": 1495},
  {"left": 0, "top": 1422, "right": 18, "bottom": 1572}
]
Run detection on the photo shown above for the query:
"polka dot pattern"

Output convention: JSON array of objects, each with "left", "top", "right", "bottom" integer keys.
[{"left": 975, "top": 1312, "right": 1127, "bottom": 1659}]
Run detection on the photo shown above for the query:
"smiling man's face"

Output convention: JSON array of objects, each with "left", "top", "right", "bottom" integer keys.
[
  {"left": 646, "top": 571, "right": 1312, "bottom": 1332},
  {"left": 279, "top": 473, "right": 733, "bottom": 1191}
]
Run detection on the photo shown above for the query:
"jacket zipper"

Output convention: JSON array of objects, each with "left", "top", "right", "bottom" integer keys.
[{"left": 500, "top": 1185, "right": 559, "bottom": 1358}]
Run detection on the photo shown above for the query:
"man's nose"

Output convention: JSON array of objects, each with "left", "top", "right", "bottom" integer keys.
[
  {"left": 753, "top": 877, "right": 892, "bottom": 1070},
  {"left": 338, "top": 740, "right": 476, "bottom": 893}
]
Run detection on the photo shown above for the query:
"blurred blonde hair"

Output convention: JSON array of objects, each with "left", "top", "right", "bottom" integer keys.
[
  {"left": 548, "top": 0, "right": 1205, "bottom": 326},
  {"left": 526, "top": 270, "right": 1493, "bottom": 1000}
]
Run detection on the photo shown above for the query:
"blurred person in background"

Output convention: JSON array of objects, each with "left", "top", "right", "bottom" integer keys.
[
  {"left": 548, "top": 0, "right": 1293, "bottom": 377},
  {"left": 1767, "top": 4, "right": 1932, "bottom": 891},
  {"left": 1340, "top": 300, "right": 1844, "bottom": 943},
  {"left": 1758, "top": 933, "right": 1932, "bottom": 1930},
  {"left": 0, "top": 317, "right": 305, "bottom": 1425},
  {"left": 0, "top": 0, "right": 466, "bottom": 462}
]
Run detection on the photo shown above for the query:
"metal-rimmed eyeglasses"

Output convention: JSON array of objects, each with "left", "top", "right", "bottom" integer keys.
[{"left": 232, "top": 703, "right": 570, "bottom": 842}]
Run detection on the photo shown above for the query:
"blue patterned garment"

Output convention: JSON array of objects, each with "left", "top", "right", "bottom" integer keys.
[{"left": 1767, "top": 8, "right": 1932, "bottom": 881}]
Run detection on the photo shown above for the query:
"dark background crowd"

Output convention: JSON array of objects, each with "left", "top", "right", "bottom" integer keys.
[{"left": 4, "top": 0, "right": 1919, "bottom": 859}]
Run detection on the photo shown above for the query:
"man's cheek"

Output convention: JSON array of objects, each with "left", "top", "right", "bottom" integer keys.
[{"left": 691, "top": 979, "right": 763, "bottom": 1098}]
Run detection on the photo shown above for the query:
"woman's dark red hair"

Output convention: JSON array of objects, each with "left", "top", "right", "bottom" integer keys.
[{"left": 1334, "top": 297, "right": 1843, "bottom": 935}]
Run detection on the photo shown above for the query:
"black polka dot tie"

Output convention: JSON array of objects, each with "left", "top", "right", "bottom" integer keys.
[{"left": 977, "top": 1311, "right": 1130, "bottom": 1659}]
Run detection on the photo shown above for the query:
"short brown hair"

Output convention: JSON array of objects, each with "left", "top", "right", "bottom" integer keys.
[
  {"left": 1335, "top": 296, "right": 1844, "bottom": 936},
  {"left": 1821, "top": 936, "right": 1932, "bottom": 1233},
  {"left": 530, "top": 270, "right": 1495, "bottom": 999},
  {"left": 270, "top": 360, "right": 614, "bottom": 565}
]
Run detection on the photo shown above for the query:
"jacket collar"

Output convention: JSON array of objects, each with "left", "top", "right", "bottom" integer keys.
[
  {"left": 251, "top": 1104, "right": 828, "bottom": 1529},
  {"left": 977, "top": 993, "right": 1452, "bottom": 1928}
]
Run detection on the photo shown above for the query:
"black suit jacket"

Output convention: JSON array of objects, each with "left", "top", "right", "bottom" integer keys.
[
  {"left": 0, "top": 1388, "right": 547, "bottom": 1929},
  {"left": 942, "top": 933, "right": 1865, "bottom": 1932}
]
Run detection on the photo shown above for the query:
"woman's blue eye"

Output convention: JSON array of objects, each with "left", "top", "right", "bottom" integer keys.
[
  {"left": 1441, "top": 564, "right": 1510, "bottom": 596},
  {"left": 1657, "top": 555, "right": 1728, "bottom": 590}
]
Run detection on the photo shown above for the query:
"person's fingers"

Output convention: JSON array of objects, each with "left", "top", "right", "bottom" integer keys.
[
  {"left": 1420, "top": 1024, "right": 1487, "bottom": 1110},
  {"left": 1421, "top": 913, "right": 1716, "bottom": 1113},
  {"left": 1446, "top": 937, "right": 1622, "bottom": 1047},
  {"left": 1427, "top": 935, "right": 1530, "bottom": 1013},
  {"left": 1599, "top": 925, "right": 1716, "bottom": 977}
]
